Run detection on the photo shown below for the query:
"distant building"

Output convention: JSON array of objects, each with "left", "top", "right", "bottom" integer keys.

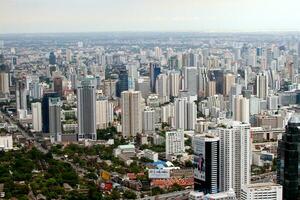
[
  {"left": 49, "top": 52, "right": 56, "bottom": 65},
  {"left": 42, "top": 92, "right": 59, "bottom": 133}
]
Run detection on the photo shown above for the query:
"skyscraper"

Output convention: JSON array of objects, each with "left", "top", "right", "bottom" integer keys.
[
  {"left": 183, "top": 66, "right": 198, "bottom": 96},
  {"left": 142, "top": 106, "right": 155, "bottom": 134},
  {"left": 121, "top": 90, "right": 142, "bottom": 138},
  {"left": 16, "top": 77, "right": 27, "bottom": 111},
  {"left": 150, "top": 62, "right": 161, "bottom": 92},
  {"left": 77, "top": 77, "right": 97, "bottom": 140},
  {"left": 174, "top": 97, "right": 197, "bottom": 130},
  {"left": 223, "top": 73, "right": 235, "bottom": 96},
  {"left": 256, "top": 72, "right": 268, "bottom": 100},
  {"left": 277, "top": 114, "right": 300, "bottom": 200},
  {"left": 49, "top": 97, "right": 62, "bottom": 143},
  {"left": 53, "top": 75, "right": 63, "bottom": 97},
  {"left": 0, "top": 72, "right": 9, "bottom": 95},
  {"left": 232, "top": 95, "right": 250, "bottom": 123},
  {"left": 49, "top": 52, "right": 56, "bottom": 65},
  {"left": 156, "top": 73, "right": 169, "bottom": 103},
  {"left": 193, "top": 134, "right": 220, "bottom": 194},
  {"left": 116, "top": 69, "right": 128, "bottom": 97},
  {"left": 42, "top": 92, "right": 59, "bottom": 133},
  {"left": 31, "top": 102, "right": 42, "bottom": 132},
  {"left": 218, "top": 121, "right": 251, "bottom": 198},
  {"left": 96, "top": 97, "right": 114, "bottom": 129}
]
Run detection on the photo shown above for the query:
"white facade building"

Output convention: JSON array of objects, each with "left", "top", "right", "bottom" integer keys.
[
  {"left": 241, "top": 183, "right": 282, "bottom": 200},
  {"left": 31, "top": 102, "right": 42, "bottom": 132},
  {"left": 165, "top": 130, "right": 185, "bottom": 160},
  {"left": 218, "top": 121, "right": 251, "bottom": 199}
]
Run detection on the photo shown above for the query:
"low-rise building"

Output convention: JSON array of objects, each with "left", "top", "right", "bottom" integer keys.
[{"left": 241, "top": 183, "right": 282, "bottom": 200}]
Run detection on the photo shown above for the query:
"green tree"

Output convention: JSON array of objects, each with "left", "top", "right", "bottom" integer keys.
[{"left": 123, "top": 190, "right": 137, "bottom": 199}]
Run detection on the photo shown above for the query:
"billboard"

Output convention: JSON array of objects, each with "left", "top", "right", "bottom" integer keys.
[
  {"left": 148, "top": 169, "right": 170, "bottom": 179},
  {"left": 193, "top": 138, "right": 205, "bottom": 181}
]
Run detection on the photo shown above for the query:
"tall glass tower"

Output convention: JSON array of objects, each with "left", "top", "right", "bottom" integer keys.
[{"left": 277, "top": 114, "right": 300, "bottom": 200}]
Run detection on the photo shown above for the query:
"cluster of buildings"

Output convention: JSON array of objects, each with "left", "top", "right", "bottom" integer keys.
[{"left": 1, "top": 33, "right": 300, "bottom": 199}]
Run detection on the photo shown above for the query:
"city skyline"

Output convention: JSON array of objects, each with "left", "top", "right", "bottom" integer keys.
[{"left": 1, "top": 0, "right": 300, "bottom": 34}]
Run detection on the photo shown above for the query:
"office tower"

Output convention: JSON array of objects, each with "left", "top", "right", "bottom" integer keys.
[
  {"left": 53, "top": 75, "right": 63, "bottom": 97},
  {"left": 29, "top": 79, "right": 42, "bottom": 100},
  {"left": 31, "top": 102, "right": 42, "bottom": 132},
  {"left": 209, "top": 69, "right": 224, "bottom": 95},
  {"left": 0, "top": 72, "right": 9, "bottom": 95},
  {"left": 256, "top": 72, "right": 268, "bottom": 100},
  {"left": 96, "top": 97, "right": 114, "bottom": 129},
  {"left": 174, "top": 97, "right": 196, "bottom": 130},
  {"left": 127, "top": 61, "right": 139, "bottom": 90},
  {"left": 223, "top": 73, "right": 235, "bottom": 96},
  {"left": 42, "top": 92, "right": 59, "bottom": 133},
  {"left": 183, "top": 66, "right": 198, "bottom": 95},
  {"left": 168, "top": 55, "right": 179, "bottom": 70},
  {"left": 49, "top": 97, "right": 62, "bottom": 143},
  {"left": 103, "top": 79, "right": 117, "bottom": 99},
  {"left": 206, "top": 81, "right": 216, "bottom": 97},
  {"left": 193, "top": 134, "right": 220, "bottom": 194},
  {"left": 116, "top": 69, "right": 128, "bottom": 97},
  {"left": 66, "top": 49, "right": 72, "bottom": 63},
  {"left": 218, "top": 121, "right": 251, "bottom": 198},
  {"left": 150, "top": 62, "right": 161, "bottom": 92},
  {"left": 156, "top": 73, "right": 169, "bottom": 103},
  {"left": 277, "top": 114, "right": 300, "bottom": 200},
  {"left": 165, "top": 130, "right": 185, "bottom": 160},
  {"left": 121, "top": 90, "right": 142, "bottom": 138},
  {"left": 168, "top": 71, "right": 180, "bottom": 97},
  {"left": 142, "top": 107, "right": 155, "bottom": 133},
  {"left": 154, "top": 46, "right": 162, "bottom": 59},
  {"left": 232, "top": 95, "right": 250, "bottom": 123},
  {"left": 77, "top": 78, "right": 97, "bottom": 140},
  {"left": 241, "top": 183, "right": 283, "bottom": 200},
  {"left": 49, "top": 52, "right": 56, "bottom": 65},
  {"left": 16, "top": 78, "right": 27, "bottom": 111},
  {"left": 135, "top": 76, "right": 150, "bottom": 99},
  {"left": 198, "top": 67, "right": 208, "bottom": 97},
  {"left": 161, "top": 103, "right": 175, "bottom": 126}
]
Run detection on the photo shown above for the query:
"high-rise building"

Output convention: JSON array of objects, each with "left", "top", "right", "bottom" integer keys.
[
  {"left": 103, "top": 79, "right": 117, "bottom": 99},
  {"left": 183, "top": 66, "right": 198, "bottom": 96},
  {"left": 232, "top": 95, "right": 250, "bottom": 123},
  {"left": 256, "top": 72, "right": 268, "bottom": 100},
  {"left": 241, "top": 183, "right": 283, "bottom": 200},
  {"left": 77, "top": 77, "right": 97, "bottom": 140},
  {"left": 218, "top": 121, "right": 251, "bottom": 198},
  {"left": 193, "top": 134, "right": 220, "bottom": 194},
  {"left": 174, "top": 97, "right": 196, "bottom": 130},
  {"left": 156, "top": 73, "right": 169, "bottom": 103},
  {"left": 198, "top": 67, "right": 209, "bottom": 97},
  {"left": 277, "top": 114, "right": 300, "bottom": 200},
  {"left": 53, "top": 75, "right": 63, "bottom": 97},
  {"left": 31, "top": 102, "right": 42, "bottom": 132},
  {"left": 16, "top": 77, "right": 28, "bottom": 111},
  {"left": 121, "top": 90, "right": 142, "bottom": 138},
  {"left": 150, "top": 62, "right": 161, "bottom": 92},
  {"left": 0, "top": 72, "right": 9, "bottom": 95},
  {"left": 49, "top": 97, "right": 62, "bottom": 143},
  {"left": 42, "top": 92, "right": 59, "bottom": 133},
  {"left": 49, "top": 52, "right": 56, "bottom": 65},
  {"left": 142, "top": 106, "right": 155, "bottom": 133},
  {"left": 116, "top": 69, "right": 128, "bottom": 97},
  {"left": 223, "top": 73, "right": 235, "bottom": 96},
  {"left": 96, "top": 97, "right": 114, "bottom": 129},
  {"left": 168, "top": 71, "right": 180, "bottom": 97},
  {"left": 165, "top": 130, "right": 185, "bottom": 160}
]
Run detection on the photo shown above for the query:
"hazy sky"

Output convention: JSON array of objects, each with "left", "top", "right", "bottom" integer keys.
[{"left": 1, "top": 0, "right": 300, "bottom": 33}]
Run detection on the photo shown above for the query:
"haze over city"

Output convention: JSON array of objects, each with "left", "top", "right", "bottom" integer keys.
[{"left": 1, "top": 0, "right": 300, "bottom": 33}]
